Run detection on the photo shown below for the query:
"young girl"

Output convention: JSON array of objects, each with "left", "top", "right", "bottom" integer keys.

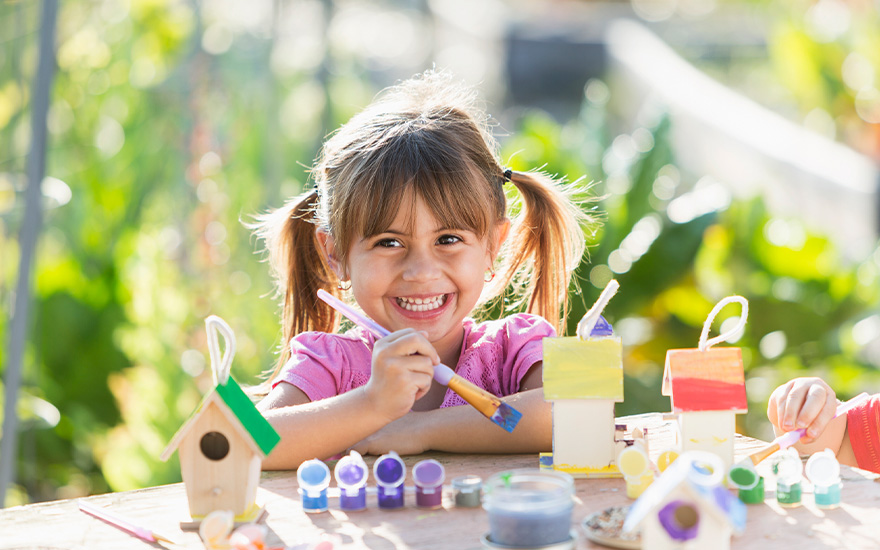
[
  {"left": 767, "top": 377, "right": 880, "bottom": 474},
  {"left": 253, "top": 71, "right": 592, "bottom": 470}
]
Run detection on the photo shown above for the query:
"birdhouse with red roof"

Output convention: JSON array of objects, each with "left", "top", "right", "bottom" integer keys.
[
  {"left": 161, "top": 316, "right": 280, "bottom": 522},
  {"left": 662, "top": 297, "right": 748, "bottom": 469}
]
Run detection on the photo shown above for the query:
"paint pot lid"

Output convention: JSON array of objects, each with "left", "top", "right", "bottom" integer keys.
[
  {"left": 413, "top": 459, "right": 445, "bottom": 488},
  {"left": 685, "top": 452, "right": 725, "bottom": 488},
  {"left": 481, "top": 530, "right": 576, "bottom": 550},
  {"left": 373, "top": 450, "right": 406, "bottom": 486},
  {"left": 805, "top": 449, "right": 840, "bottom": 486},
  {"left": 727, "top": 462, "right": 759, "bottom": 490},
  {"left": 774, "top": 449, "right": 803, "bottom": 483},
  {"left": 334, "top": 450, "right": 368, "bottom": 488},
  {"left": 452, "top": 475, "right": 482, "bottom": 493},
  {"left": 618, "top": 446, "right": 649, "bottom": 478},
  {"left": 297, "top": 459, "right": 331, "bottom": 491}
]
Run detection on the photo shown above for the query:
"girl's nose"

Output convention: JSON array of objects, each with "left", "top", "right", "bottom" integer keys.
[{"left": 401, "top": 250, "right": 441, "bottom": 282}]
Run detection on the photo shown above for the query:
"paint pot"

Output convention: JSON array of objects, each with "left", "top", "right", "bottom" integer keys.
[
  {"left": 412, "top": 459, "right": 445, "bottom": 509},
  {"left": 452, "top": 475, "right": 482, "bottom": 508},
  {"left": 297, "top": 459, "right": 331, "bottom": 513},
  {"left": 373, "top": 451, "right": 406, "bottom": 510},
  {"left": 774, "top": 448, "right": 803, "bottom": 508},
  {"left": 618, "top": 444, "right": 653, "bottom": 499},
  {"left": 334, "top": 450, "right": 369, "bottom": 512},
  {"left": 805, "top": 449, "right": 842, "bottom": 509},
  {"left": 657, "top": 450, "right": 679, "bottom": 473},
  {"left": 728, "top": 462, "right": 764, "bottom": 504},
  {"left": 483, "top": 469, "right": 574, "bottom": 548}
]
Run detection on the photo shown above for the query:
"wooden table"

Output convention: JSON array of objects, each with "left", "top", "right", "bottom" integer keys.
[{"left": 2, "top": 414, "right": 879, "bottom": 549}]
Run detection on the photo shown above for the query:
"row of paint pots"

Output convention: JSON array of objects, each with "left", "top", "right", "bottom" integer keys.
[
  {"left": 297, "top": 451, "right": 483, "bottom": 512},
  {"left": 727, "top": 448, "right": 842, "bottom": 508}
]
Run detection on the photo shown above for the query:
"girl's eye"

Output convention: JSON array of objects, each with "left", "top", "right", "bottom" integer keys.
[
  {"left": 376, "top": 238, "right": 402, "bottom": 248},
  {"left": 437, "top": 234, "right": 462, "bottom": 245}
]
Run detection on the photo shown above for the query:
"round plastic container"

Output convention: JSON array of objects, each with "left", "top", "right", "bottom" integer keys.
[
  {"left": 482, "top": 469, "right": 574, "bottom": 547},
  {"left": 334, "top": 450, "right": 369, "bottom": 512},
  {"left": 805, "top": 449, "right": 842, "bottom": 509},
  {"left": 774, "top": 448, "right": 803, "bottom": 508},
  {"left": 452, "top": 475, "right": 483, "bottom": 508},
  {"left": 727, "top": 461, "right": 764, "bottom": 504},
  {"left": 412, "top": 459, "right": 445, "bottom": 509},
  {"left": 297, "top": 459, "right": 331, "bottom": 513},
  {"left": 373, "top": 451, "right": 407, "bottom": 510}
]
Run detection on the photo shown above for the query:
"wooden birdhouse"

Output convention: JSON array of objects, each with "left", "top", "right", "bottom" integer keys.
[
  {"left": 663, "top": 297, "right": 748, "bottom": 469},
  {"left": 542, "top": 280, "right": 625, "bottom": 478},
  {"left": 161, "top": 316, "right": 280, "bottom": 522},
  {"left": 623, "top": 451, "right": 746, "bottom": 550}
]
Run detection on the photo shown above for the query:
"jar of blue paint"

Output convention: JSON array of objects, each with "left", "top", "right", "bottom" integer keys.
[
  {"left": 297, "top": 458, "right": 331, "bottom": 513},
  {"left": 413, "top": 459, "right": 445, "bottom": 509},
  {"left": 334, "top": 450, "right": 369, "bottom": 512},
  {"left": 483, "top": 469, "right": 574, "bottom": 548},
  {"left": 805, "top": 449, "right": 842, "bottom": 509},
  {"left": 373, "top": 451, "right": 406, "bottom": 510}
]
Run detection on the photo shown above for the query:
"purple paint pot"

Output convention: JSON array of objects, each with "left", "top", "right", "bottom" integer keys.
[
  {"left": 297, "top": 459, "right": 331, "bottom": 513},
  {"left": 334, "top": 450, "right": 369, "bottom": 512},
  {"left": 483, "top": 469, "right": 574, "bottom": 547},
  {"left": 413, "top": 459, "right": 445, "bottom": 509},
  {"left": 373, "top": 451, "right": 406, "bottom": 510},
  {"left": 658, "top": 500, "right": 699, "bottom": 541}
]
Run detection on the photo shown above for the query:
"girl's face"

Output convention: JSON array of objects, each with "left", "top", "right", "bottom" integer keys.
[{"left": 323, "top": 195, "right": 507, "bottom": 363}]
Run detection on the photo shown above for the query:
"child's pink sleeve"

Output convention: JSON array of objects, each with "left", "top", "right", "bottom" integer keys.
[
  {"left": 272, "top": 332, "right": 351, "bottom": 402},
  {"left": 847, "top": 394, "right": 880, "bottom": 474},
  {"left": 505, "top": 314, "right": 557, "bottom": 393}
]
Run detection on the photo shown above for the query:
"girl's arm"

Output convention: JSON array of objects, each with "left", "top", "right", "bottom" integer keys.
[
  {"left": 259, "top": 328, "right": 438, "bottom": 470},
  {"left": 352, "top": 363, "right": 551, "bottom": 456}
]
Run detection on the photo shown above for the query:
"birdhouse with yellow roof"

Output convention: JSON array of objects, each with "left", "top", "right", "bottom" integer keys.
[
  {"left": 663, "top": 296, "right": 748, "bottom": 470},
  {"left": 161, "top": 316, "right": 280, "bottom": 522},
  {"left": 542, "top": 280, "right": 626, "bottom": 478}
]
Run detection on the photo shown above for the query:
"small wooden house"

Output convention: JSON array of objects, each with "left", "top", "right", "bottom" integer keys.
[
  {"left": 662, "top": 346, "right": 747, "bottom": 469},
  {"left": 542, "top": 316, "right": 625, "bottom": 478},
  {"left": 161, "top": 317, "right": 280, "bottom": 521},
  {"left": 623, "top": 451, "right": 746, "bottom": 550}
]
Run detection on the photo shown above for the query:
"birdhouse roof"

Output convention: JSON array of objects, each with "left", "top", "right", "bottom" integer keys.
[
  {"left": 542, "top": 335, "right": 623, "bottom": 401},
  {"left": 161, "top": 377, "right": 280, "bottom": 461},
  {"left": 623, "top": 454, "right": 746, "bottom": 535},
  {"left": 662, "top": 347, "right": 747, "bottom": 413}
]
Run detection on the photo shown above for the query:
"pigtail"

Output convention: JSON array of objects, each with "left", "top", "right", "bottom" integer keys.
[
  {"left": 250, "top": 189, "right": 340, "bottom": 388},
  {"left": 492, "top": 170, "right": 588, "bottom": 334}
]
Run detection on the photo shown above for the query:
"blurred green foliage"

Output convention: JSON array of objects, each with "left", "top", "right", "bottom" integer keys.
[{"left": 1, "top": 0, "right": 879, "bottom": 506}]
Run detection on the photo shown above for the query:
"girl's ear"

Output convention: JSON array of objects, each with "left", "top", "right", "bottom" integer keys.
[
  {"left": 315, "top": 227, "right": 346, "bottom": 280},
  {"left": 489, "top": 218, "right": 511, "bottom": 261}
]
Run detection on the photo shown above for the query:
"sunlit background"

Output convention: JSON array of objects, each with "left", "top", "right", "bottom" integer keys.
[{"left": 1, "top": 0, "right": 879, "bottom": 506}]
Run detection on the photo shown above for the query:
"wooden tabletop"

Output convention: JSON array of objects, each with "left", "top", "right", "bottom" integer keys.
[{"left": 2, "top": 414, "right": 879, "bottom": 550}]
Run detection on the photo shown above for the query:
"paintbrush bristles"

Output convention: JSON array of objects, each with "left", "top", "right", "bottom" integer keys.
[
  {"left": 747, "top": 442, "right": 781, "bottom": 466},
  {"left": 447, "top": 376, "right": 521, "bottom": 432}
]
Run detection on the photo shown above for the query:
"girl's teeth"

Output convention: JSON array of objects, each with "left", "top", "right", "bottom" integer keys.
[{"left": 397, "top": 295, "right": 446, "bottom": 312}]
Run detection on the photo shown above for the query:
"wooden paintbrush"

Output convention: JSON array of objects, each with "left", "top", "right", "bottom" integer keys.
[
  {"left": 746, "top": 392, "right": 871, "bottom": 466},
  {"left": 317, "top": 289, "right": 523, "bottom": 432}
]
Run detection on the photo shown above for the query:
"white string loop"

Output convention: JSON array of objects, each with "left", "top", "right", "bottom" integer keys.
[
  {"left": 577, "top": 279, "right": 620, "bottom": 340},
  {"left": 206, "top": 315, "right": 236, "bottom": 385},
  {"left": 698, "top": 296, "right": 748, "bottom": 351}
]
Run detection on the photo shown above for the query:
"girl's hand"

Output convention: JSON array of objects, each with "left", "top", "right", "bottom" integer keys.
[
  {"left": 768, "top": 377, "right": 838, "bottom": 443},
  {"left": 365, "top": 329, "right": 438, "bottom": 422}
]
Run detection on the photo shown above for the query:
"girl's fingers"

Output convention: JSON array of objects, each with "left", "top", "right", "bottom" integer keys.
[
  {"left": 379, "top": 330, "right": 440, "bottom": 365},
  {"left": 796, "top": 383, "right": 828, "bottom": 430},
  {"left": 770, "top": 381, "right": 792, "bottom": 430},
  {"left": 782, "top": 382, "right": 810, "bottom": 431},
  {"left": 806, "top": 385, "right": 838, "bottom": 439}
]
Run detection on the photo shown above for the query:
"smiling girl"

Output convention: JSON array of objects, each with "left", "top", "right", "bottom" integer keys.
[{"left": 254, "top": 71, "right": 594, "bottom": 469}]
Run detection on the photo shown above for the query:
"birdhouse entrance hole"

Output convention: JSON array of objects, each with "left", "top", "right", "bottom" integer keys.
[{"left": 200, "top": 431, "right": 230, "bottom": 460}]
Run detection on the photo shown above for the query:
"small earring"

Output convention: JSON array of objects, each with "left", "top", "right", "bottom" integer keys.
[
  {"left": 484, "top": 269, "right": 496, "bottom": 283},
  {"left": 337, "top": 279, "right": 351, "bottom": 291}
]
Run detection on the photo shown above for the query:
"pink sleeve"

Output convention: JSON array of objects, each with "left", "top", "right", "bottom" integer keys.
[
  {"left": 504, "top": 314, "right": 557, "bottom": 394},
  {"left": 847, "top": 394, "right": 880, "bottom": 474},
  {"left": 273, "top": 332, "right": 348, "bottom": 402}
]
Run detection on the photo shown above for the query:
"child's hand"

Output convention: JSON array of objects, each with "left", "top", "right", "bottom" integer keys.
[
  {"left": 365, "top": 328, "right": 438, "bottom": 422},
  {"left": 767, "top": 377, "right": 837, "bottom": 443}
]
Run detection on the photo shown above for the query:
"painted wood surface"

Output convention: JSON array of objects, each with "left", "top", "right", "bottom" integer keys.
[
  {"left": 664, "top": 348, "right": 747, "bottom": 412},
  {"left": 543, "top": 336, "right": 623, "bottom": 400},
  {"left": 3, "top": 414, "right": 879, "bottom": 550},
  {"left": 551, "top": 400, "right": 620, "bottom": 476},
  {"left": 678, "top": 410, "right": 737, "bottom": 469}
]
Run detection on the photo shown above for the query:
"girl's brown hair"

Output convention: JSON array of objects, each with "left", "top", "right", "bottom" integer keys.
[{"left": 253, "top": 71, "right": 593, "bottom": 382}]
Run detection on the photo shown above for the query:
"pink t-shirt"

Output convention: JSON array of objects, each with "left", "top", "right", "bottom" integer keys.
[{"left": 274, "top": 313, "right": 555, "bottom": 406}]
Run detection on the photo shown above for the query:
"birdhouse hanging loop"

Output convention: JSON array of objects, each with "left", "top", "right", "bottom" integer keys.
[
  {"left": 698, "top": 296, "right": 749, "bottom": 352},
  {"left": 206, "top": 315, "right": 236, "bottom": 385}
]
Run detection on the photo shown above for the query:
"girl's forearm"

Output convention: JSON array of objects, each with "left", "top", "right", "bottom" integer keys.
[
  {"left": 259, "top": 387, "right": 391, "bottom": 470},
  {"left": 415, "top": 388, "right": 552, "bottom": 453}
]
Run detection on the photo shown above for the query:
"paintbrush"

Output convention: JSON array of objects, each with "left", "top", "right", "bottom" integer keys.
[
  {"left": 78, "top": 500, "right": 179, "bottom": 546},
  {"left": 745, "top": 392, "right": 871, "bottom": 466},
  {"left": 317, "top": 289, "right": 523, "bottom": 432}
]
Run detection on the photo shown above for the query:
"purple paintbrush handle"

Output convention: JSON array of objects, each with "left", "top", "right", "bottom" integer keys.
[{"left": 78, "top": 500, "right": 156, "bottom": 542}]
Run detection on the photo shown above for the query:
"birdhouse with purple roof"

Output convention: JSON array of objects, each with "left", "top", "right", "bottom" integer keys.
[
  {"left": 662, "top": 297, "right": 748, "bottom": 469},
  {"left": 161, "top": 316, "right": 280, "bottom": 522},
  {"left": 542, "top": 281, "right": 625, "bottom": 478}
]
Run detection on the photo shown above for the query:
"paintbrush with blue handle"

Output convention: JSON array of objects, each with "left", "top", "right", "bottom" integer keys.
[{"left": 317, "top": 289, "right": 522, "bottom": 432}]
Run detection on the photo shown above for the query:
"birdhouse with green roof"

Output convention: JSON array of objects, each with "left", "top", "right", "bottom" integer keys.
[{"left": 161, "top": 316, "right": 280, "bottom": 521}]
